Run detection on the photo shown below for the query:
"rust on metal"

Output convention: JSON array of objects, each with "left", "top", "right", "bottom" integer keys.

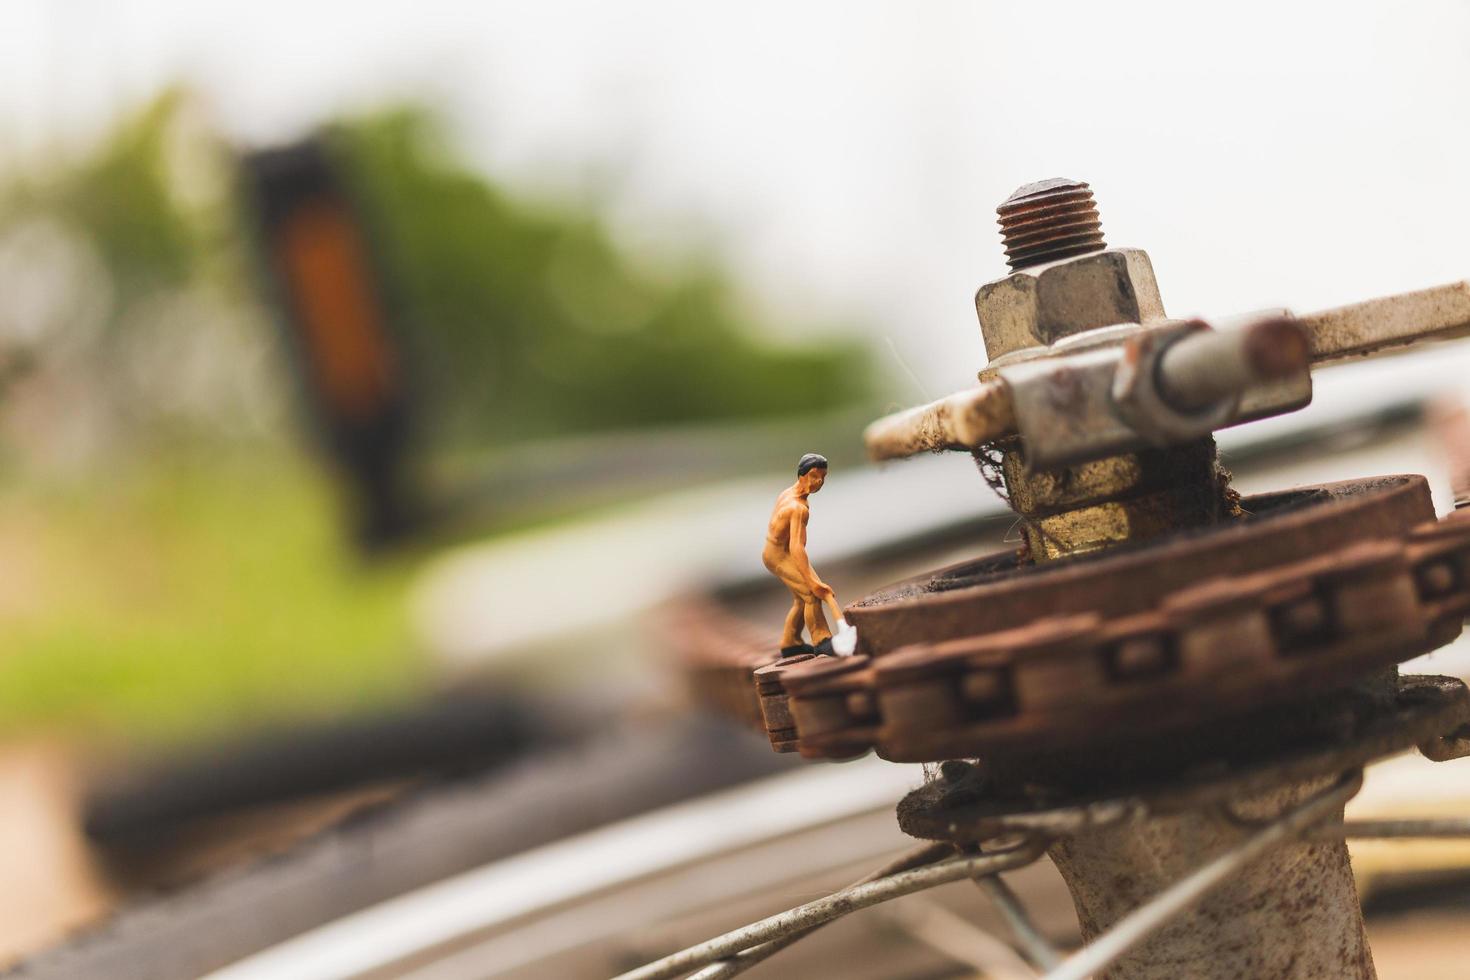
[
  {"left": 865, "top": 315, "right": 1313, "bottom": 470},
  {"left": 847, "top": 476, "right": 1435, "bottom": 653},
  {"left": 663, "top": 599, "right": 770, "bottom": 730},
  {"left": 863, "top": 382, "right": 1014, "bottom": 462},
  {"left": 1048, "top": 775, "right": 1373, "bottom": 980},
  {"left": 670, "top": 477, "right": 1470, "bottom": 765},
  {"left": 997, "top": 178, "right": 1106, "bottom": 272},
  {"left": 753, "top": 656, "right": 817, "bottom": 753},
  {"left": 998, "top": 437, "right": 1230, "bottom": 560},
  {"left": 869, "top": 281, "right": 1468, "bottom": 471},
  {"left": 1302, "top": 280, "right": 1470, "bottom": 364},
  {"left": 669, "top": 174, "right": 1470, "bottom": 980},
  {"left": 1241, "top": 314, "right": 1312, "bottom": 379},
  {"left": 896, "top": 675, "right": 1470, "bottom": 842},
  {"left": 1151, "top": 314, "right": 1310, "bottom": 415}
]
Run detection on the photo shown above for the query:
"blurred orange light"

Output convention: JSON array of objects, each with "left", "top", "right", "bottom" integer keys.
[{"left": 277, "top": 200, "right": 398, "bottom": 424}]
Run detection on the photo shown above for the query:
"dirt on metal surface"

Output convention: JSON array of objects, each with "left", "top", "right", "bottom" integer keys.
[
  {"left": 894, "top": 676, "right": 1470, "bottom": 843},
  {"left": 672, "top": 478, "right": 1470, "bottom": 767},
  {"left": 1302, "top": 281, "right": 1470, "bottom": 365},
  {"left": 671, "top": 175, "right": 1470, "bottom": 980},
  {"left": 1050, "top": 775, "right": 1375, "bottom": 980},
  {"left": 996, "top": 437, "right": 1229, "bottom": 560},
  {"left": 861, "top": 383, "right": 1014, "bottom": 462},
  {"left": 847, "top": 475, "right": 1438, "bottom": 652}
]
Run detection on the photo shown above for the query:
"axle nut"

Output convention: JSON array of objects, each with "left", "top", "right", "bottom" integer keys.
[{"left": 976, "top": 248, "right": 1167, "bottom": 363}]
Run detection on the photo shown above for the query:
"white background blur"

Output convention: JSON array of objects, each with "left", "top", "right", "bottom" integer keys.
[
  {"left": 3, "top": 1, "right": 1469, "bottom": 393},
  {"left": 4, "top": 1, "right": 1469, "bottom": 663}
]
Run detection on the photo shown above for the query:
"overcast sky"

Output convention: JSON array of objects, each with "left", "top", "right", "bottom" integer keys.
[{"left": 3, "top": 1, "right": 1469, "bottom": 399}]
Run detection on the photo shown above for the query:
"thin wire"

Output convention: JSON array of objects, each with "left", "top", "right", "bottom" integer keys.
[
  {"left": 688, "top": 796, "right": 1459, "bottom": 980},
  {"left": 1041, "top": 772, "right": 1362, "bottom": 980},
  {"left": 975, "top": 873, "right": 1063, "bottom": 970},
  {"left": 971, "top": 446, "right": 1067, "bottom": 557},
  {"left": 883, "top": 336, "right": 934, "bottom": 402},
  {"left": 686, "top": 842, "right": 953, "bottom": 980},
  {"left": 614, "top": 839, "right": 1046, "bottom": 980}
]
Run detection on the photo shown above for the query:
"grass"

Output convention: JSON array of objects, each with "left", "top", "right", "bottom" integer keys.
[{"left": 0, "top": 450, "right": 427, "bottom": 746}]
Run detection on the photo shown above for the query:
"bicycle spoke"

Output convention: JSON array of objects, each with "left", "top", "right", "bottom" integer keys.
[
  {"left": 615, "top": 839, "right": 1046, "bottom": 980},
  {"left": 1313, "top": 817, "right": 1470, "bottom": 839},
  {"left": 975, "top": 872, "right": 1062, "bottom": 970},
  {"left": 687, "top": 842, "right": 952, "bottom": 980}
]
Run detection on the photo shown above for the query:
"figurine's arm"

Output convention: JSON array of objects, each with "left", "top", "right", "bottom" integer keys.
[{"left": 788, "top": 510, "right": 832, "bottom": 599}]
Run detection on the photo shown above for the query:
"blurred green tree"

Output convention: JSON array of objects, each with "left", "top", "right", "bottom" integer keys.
[
  {"left": 0, "top": 92, "right": 880, "bottom": 740},
  {"left": 0, "top": 94, "right": 875, "bottom": 458},
  {"left": 334, "top": 108, "right": 873, "bottom": 449}
]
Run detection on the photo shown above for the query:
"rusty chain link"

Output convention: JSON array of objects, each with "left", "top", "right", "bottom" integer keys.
[{"left": 673, "top": 496, "right": 1470, "bottom": 765}]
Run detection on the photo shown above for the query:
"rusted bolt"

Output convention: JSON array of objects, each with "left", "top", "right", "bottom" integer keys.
[
  {"left": 975, "top": 178, "right": 1163, "bottom": 361},
  {"left": 998, "top": 178, "right": 1106, "bottom": 272}
]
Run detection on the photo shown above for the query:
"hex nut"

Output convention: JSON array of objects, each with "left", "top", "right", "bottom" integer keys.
[
  {"left": 1024, "top": 489, "right": 1224, "bottom": 560},
  {"left": 975, "top": 248, "right": 1166, "bottom": 361}
]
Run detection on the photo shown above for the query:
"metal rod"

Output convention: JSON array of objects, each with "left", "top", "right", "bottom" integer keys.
[
  {"left": 863, "top": 382, "right": 1014, "bottom": 461},
  {"left": 1301, "top": 280, "right": 1470, "bottom": 365},
  {"left": 1155, "top": 315, "right": 1308, "bottom": 413},
  {"left": 684, "top": 931, "right": 811, "bottom": 980},
  {"left": 975, "top": 873, "right": 1063, "bottom": 970},
  {"left": 614, "top": 840, "right": 1045, "bottom": 980},
  {"left": 1042, "top": 772, "right": 1361, "bottom": 980},
  {"left": 1311, "top": 817, "right": 1470, "bottom": 840},
  {"left": 685, "top": 935, "right": 797, "bottom": 980},
  {"left": 686, "top": 842, "right": 954, "bottom": 980}
]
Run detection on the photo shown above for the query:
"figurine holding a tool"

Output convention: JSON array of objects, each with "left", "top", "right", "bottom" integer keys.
[{"left": 762, "top": 453, "right": 857, "bottom": 656}]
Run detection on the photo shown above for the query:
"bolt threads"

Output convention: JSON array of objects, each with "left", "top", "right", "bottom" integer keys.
[{"left": 997, "top": 178, "right": 1106, "bottom": 272}]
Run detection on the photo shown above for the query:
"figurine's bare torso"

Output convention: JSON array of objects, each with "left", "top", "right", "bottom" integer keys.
[{"left": 763, "top": 488, "right": 807, "bottom": 559}]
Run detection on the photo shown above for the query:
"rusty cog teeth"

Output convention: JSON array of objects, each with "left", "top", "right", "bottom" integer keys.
[{"left": 672, "top": 478, "right": 1470, "bottom": 764}]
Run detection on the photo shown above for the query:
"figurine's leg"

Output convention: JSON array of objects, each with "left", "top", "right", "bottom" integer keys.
[
  {"left": 781, "top": 595, "right": 805, "bottom": 647},
  {"left": 803, "top": 596, "right": 832, "bottom": 644}
]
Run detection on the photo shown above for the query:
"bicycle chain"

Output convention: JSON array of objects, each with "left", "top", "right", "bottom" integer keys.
[{"left": 672, "top": 484, "right": 1470, "bottom": 765}]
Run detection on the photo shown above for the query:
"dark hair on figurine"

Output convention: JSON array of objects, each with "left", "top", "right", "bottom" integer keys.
[{"left": 797, "top": 453, "right": 829, "bottom": 476}]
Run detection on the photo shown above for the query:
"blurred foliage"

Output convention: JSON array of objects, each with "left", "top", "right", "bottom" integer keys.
[
  {"left": 47, "top": 94, "right": 201, "bottom": 304},
  {"left": 0, "top": 452, "right": 423, "bottom": 744},
  {"left": 0, "top": 92, "right": 875, "bottom": 457},
  {"left": 0, "top": 90, "right": 876, "bottom": 741},
  {"left": 334, "top": 108, "right": 874, "bottom": 448},
  {"left": 0, "top": 91, "right": 208, "bottom": 336}
]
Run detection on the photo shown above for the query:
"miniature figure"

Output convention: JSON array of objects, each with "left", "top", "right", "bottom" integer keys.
[{"left": 763, "top": 453, "right": 857, "bottom": 656}]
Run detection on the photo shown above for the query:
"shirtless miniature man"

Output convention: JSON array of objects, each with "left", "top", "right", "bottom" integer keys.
[{"left": 763, "top": 453, "right": 837, "bottom": 656}]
